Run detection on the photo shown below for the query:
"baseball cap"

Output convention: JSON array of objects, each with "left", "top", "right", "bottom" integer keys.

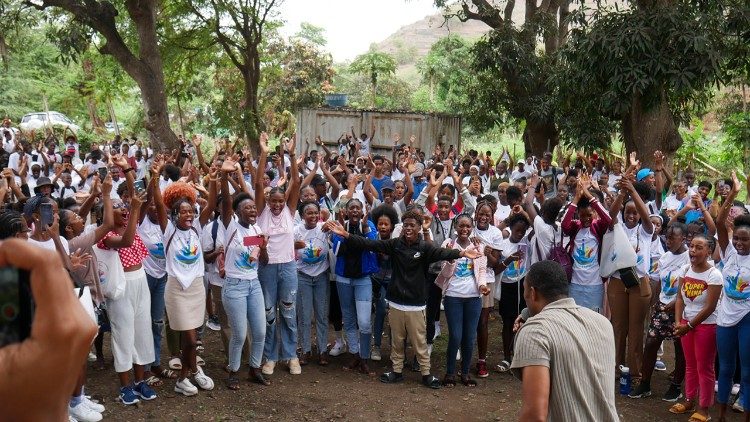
[
  {"left": 310, "top": 174, "right": 326, "bottom": 186},
  {"left": 637, "top": 168, "right": 654, "bottom": 181},
  {"left": 380, "top": 179, "right": 395, "bottom": 192}
]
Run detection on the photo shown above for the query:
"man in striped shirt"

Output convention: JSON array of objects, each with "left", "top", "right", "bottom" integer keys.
[{"left": 511, "top": 260, "right": 618, "bottom": 421}]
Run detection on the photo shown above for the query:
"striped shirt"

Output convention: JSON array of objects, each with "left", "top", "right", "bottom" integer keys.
[{"left": 511, "top": 298, "right": 618, "bottom": 422}]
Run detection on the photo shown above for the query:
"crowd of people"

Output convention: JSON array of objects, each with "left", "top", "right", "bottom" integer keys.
[{"left": 0, "top": 117, "right": 748, "bottom": 422}]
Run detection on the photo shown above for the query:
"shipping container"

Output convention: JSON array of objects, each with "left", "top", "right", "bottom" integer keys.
[{"left": 295, "top": 108, "right": 461, "bottom": 157}]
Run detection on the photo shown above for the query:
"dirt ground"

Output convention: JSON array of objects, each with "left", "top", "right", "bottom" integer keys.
[{"left": 85, "top": 313, "right": 739, "bottom": 421}]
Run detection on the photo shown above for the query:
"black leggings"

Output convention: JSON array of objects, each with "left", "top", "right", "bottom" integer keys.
[
  {"left": 426, "top": 274, "right": 442, "bottom": 346},
  {"left": 329, "top": 278, "right": 343, "bottom": 332}
]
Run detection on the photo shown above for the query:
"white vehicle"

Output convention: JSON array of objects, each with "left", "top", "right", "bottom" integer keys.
[
  {"left": 104, "top": 121, "right": 125, "bottom": 134},
  {"left": 19, "top": 111, "right": 80, "bottom": 133}
]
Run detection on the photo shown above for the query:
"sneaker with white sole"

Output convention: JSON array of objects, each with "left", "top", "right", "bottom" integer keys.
[
  {"left": 733, "top": 394, "right": 745, "bottom": 412},
  {"left": 82, "top": 396, "right": 105, "bottom": 413},
  {"left": 371, "top": 347, "right": 382, "bottom": 361},
  {"left": 206, "top": 315, "right": 221, "bottom": 331},
  {"left": 87, "top": 352, "right": 97, "bottom": 362},
  {"left": 329, "top": 340, "right": 346, "bottom": 357},
  {"left": 262, "top": 360, "right": 276, "bottom": 375},
  {"left": 731, "top": 383, "right": 741, "bottom": 395},
  {"left": 174, "top": 378, "right": 198, "bottom": 396},
  {"left": 288, "top": 358, "right": 302, "bottom": 375},
  {"left": 119, "top": 386, "right": 140, "bottom": 405},
  {"left": 69, "top": 415, "right": 78, "bottom": 422},
  {"left": 433, "top": 323, "right": 441, "bottom": 340},
  {"left": 69, "top": 402, "right": 102, "bottom": 422},
  {"left": 134, "top": 381, "right": 157, "bottom": 400},
  {"left": 193, "top": 367, "right": 214, "bottom": 390}
]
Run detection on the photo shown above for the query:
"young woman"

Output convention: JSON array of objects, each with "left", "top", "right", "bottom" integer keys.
[
  {"left": 330, "top": 198, "right": 378, "bottom": 374},
  {"left": 608, "top": 177, "right": 654, "bottom": 381},
  {"left": 670, "top": 234, "right": 722, "bottom": 422},
  {"left": 369, "top": 204, "right": 399, "bottom": 362},
  {"left": 471, "top": 201, "right": 502, "bottom": 378},
  {"left": 254, "top": 133, "right": 302, "bottom": 376},
  {"left": 715, "top": 173, "right": 750, "bottom": 422},
  {"left": 294, "top": 201, "right": 331, "bottom": 366},
  {"left": 439, "top": 214, "right": 491, "bottom": 387},
  {"left": 496, "top": 213, "right": 531, "bottom": 373},
  {"left": 561, "top": 177, "right": 611, "bottom": 312},
  {"left": 0, "top": 209, "right": 29, "bottom": 240},
  {"left": 629, "top": 222, "right": 689, "bottom": 402},
  {"left": 152, "top": 164, "right": 216, "bottom": 396},
  {"left": 220, "top": 159, "right": 270, "bottom": 389}
]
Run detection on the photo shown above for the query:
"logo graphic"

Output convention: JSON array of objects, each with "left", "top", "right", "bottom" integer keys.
[
  {"left": 175, "top": 240, "right": 201, "bottom": 265},
  {"left": 573, "top": 240, "right": 596, "bottom": 267},
  {"left": 724, "top": 272, "right": 750, "bottom": 301},
  {"left": 505, "top": 258, "right": 525, "bottom": 278},
  {"left": 455, "top": 259, "right": 473, "bottom": 278},
  {"left": 414, "top": 252, "right": 421, "bottom": 259},
  {"left": 235, "top": 249, "right": 257, "bottom": 270},
  {"left": 661, "top": 271, "right": 679, "bottom": 298},
  {"left": 649, "top": 257, "right": 659, "bottom": 274},
  {"left": 682, "top": 276, "right": 707, "bottom": 301},
  {"left": 148, "top": 242, "right": 165, "bottom": 260},
  {"left": 301, "top": 240, "right": 325, "bottom": 264}
]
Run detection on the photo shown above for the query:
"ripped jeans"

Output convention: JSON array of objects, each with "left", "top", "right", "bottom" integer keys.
[
  {"left": 336, "top": 275, "right": 372, "bottom": 359},
  {"left": 146, "top": 273, "right": 167, "bottom": 368},
  {"left": 258, "top": 261, "right": 299, "bottom": 362}
]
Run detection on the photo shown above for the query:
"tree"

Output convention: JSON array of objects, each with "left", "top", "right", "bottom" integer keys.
[
  {"left": 27, "top": 0, "right": 179, "bottom": 150},
  {"left": 349, "top": 50, "right": 397, "bottom": 108},
  {"left": 417, "top": 35, "right": 473, "bottom": 114},
  {"left": 293, "top": 22, "right": 326, "bottom": 47},
  {"left": 186, "top": 0, "right": 282, "bottom": 148}
]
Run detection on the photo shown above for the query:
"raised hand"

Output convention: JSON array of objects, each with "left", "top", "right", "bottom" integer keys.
[
  {"left": 101, "top": 175, "right": 113, "bottom": 197},
  {"left": 259, "top": 132, "right": 269, "bottom": 153},
  {"left": 221, "top": 158, "right": 237, "bottom": 174},
  {"left": 653, "top": 150, "right": 664, "bottom": 167},
  {"left": 422, "top": 212, "right": 433, "bottom": 230},
  {"left": 69, "top": 249, "right": 92, "bottom": 270},
  {"left": 325, "top": 220, "right": 348, "bottom": 237},
  {"left": 130, "top": 189, "right": 146, "bottom": 209},
  {"left": 192, "top": 135, "right": 202, "bottom": 147},
  {"left": 111, "top": 154, "right": 130, "bottom": 169},
  {"left": 731, "top": 171, "right": 741, "bottom": 195},
  {"left": 629, "top": 151, "right": 640, "bottom": 169}
]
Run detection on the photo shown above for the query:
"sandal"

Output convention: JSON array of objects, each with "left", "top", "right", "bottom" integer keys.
[
  {"left": 145, "top": 375, "right": 163, "bottom": 387},
  {"left": 422, "top": 374, "right": 442, "bottom": 389},
  {"left": 461, "top": 375, "right": 477, "bottom": 387},
  {"left": 197, "top": 356, "right": 206, "bottom": 366},
  {"left": 249, "top": 367, "right": 271, "bottom": 386},
  {"left": 669, "top": 401, "right": 695, "bottom": 414},
  {"left": 158, "top": 368, "right": 178, "bottom": 379},
  {"left": 496, "top": 360, "right": 511, "bottom": 373},
  {"left": 318, "top": 352, "right": 330, "bottom": 366},
  {"left": 379, "top": 371, "right": 404, "bottom": 384},
  {"left": 442, "top": 374, "right": 456, "bottom": 388},
  {"left": 358, "top": 359, "right": 375, "bottom": 376},
  {"left": 344, "top": 354, "right": 361, "bottom": 371},
  {"left": 226, "top": 373, "right": 240, "bottom": 390},
  {"left": 687, "top": 412, "right": 711, "bottom": 422},
  {"left": 168, "top": 357, "right": 182, "bottom": 370}
]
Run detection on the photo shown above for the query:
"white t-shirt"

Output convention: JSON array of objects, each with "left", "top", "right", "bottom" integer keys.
[
  {"left": 28, "top": 236, "right": 70, "bottom": 254},
  {"left": 624, "top": 223, "right": 653, "bottom": 278},
  {"left": 649, "top": 238, "right": 666, "bottom": 281},
  {"left": 256, "top": 206, "right": 295, "bottom": 264},
  {"left": 223, "top": 220, "right": 262, "bottom": 281},
  {"left": 662, "top": 195, "right": 686, "bottom": 212},
  {"left": 499, "top": 238, "right": 529, "bottom": 283},
  {"left": 473, "top": 225, "right": 504, "bottom": 281},
  {"left": 164, "top": 220, "right": 204, "bottom": 289},
  {"left": 294, "top": 222, "right": 330, "bottom": 277},
  {"left": 493, "top": 203, "right": 511, "bottom": 227},
  {"left": 510, "top": 169, "right": 531, "bottom": 182},
  {"left": 571, "top": 228, "right": 601, "bottom": 286},
  {"left": 657, "top": 250, "right": 689, "bottom": 305},
  {"left": 357, "top": 137, "right": 371, "bottom": 156},
  {"left": 718, "top": 243, "right": 750, "bottom": 326},
  {"left": 530, "top": 216, "right": 558, "bottom": 265},
  {"left": 138, "top": 217, "right": 167, "bottom": 279},
  {"left": 445, "top": 242, "right": 480, "bottom": 298},
  {"left": 680, "top": 266, "right": 722, "bottom": 325},
  {"left": 201, "top": 219, "right": 226, "bottom": 287}
]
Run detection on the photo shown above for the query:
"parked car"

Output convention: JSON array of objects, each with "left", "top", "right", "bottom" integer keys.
[
  {"left": 19, "top": 111, "right": 80, "bottom": 133},
  {"left": 104, "top": 121, "right": 125, "bottom": 134}
]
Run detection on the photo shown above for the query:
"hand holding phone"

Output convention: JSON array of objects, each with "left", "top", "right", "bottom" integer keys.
[
  {"left": 133, "top": 179, "right": 146, "bottom": 193},
  {"left": 97, "top": 167, "right": 108, "bottom": 179},
  {"left": 40, "top": 203, "right": 53, "bottom": 232}
]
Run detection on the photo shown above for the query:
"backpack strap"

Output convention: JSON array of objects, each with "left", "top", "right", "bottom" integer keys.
[
  {"left": 211, "top": 219, "right": 219, "bottom": 250},
  {"left": 165, "top": 225, "right": 199, "bottom": 255}
]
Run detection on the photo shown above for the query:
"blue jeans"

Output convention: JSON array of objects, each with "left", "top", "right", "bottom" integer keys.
[
  {"left": 372, "top": 276, "right": 390, "bottom": 348},
  {"left": 222, "top": 277, "right": 266, "bottom": 370},
  {"left": 716, "top": 312, "right": 750, "bottom": 408},
  {"left": 443, "top": 295, "right": 482, "bottom": 375},
  {"left": 569, "top": 282, "right": 604, "bottom": 313},
  {"left": 258, "top": 262, "right": 299, "bottom": 361},
  {"left": 297, "top": 271, "right": 329, "bottom": 354},
  {"left": 146, "top": 273, "right": 167, "bottom": 367},
  {"left": 336, "top": 275, "right": 372, "bottom": 359}
]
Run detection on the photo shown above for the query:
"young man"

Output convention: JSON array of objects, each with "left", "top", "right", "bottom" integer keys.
[
  {"left": 326, "top": 210, "right": 481, "bottom": 389},
  {"left": 512, "top": 260, "right": 618, "bottom": 422},
  {"left": 369, "top": 155, "right": 392, "bottom": 201}
]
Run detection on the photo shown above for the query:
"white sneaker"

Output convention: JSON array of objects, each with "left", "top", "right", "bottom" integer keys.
[
  {"left": 433, "top": 323, "right": 441, "bottom": 341},
  {"left": 193, "top": 367, "right": 214, "bottom": 390},
  {"left": 82, "top": 396, "right": 105, "bottom": 413},
  {"left": 715, "top": 380, "right": 719, "bottom": 393},
  {"left": 262, "top": 360, "right": 276, "bottom": 375},
  {"left": 329, "top": 340, "right": 346, "bottom": 357},
  {"left": 371, "top": 347, "right": 382, "bottom": 361},
  {"left": 288, "top": 358, "right": 302, "bottom": 375},
  {"left": 732, "top": 384, "right": 741, "bottom": 395},
  {"left": 87, "top": 352, "right": 97, "bottom": 362},
  {"left": 69, "top": 416, "right": 78, "bottom": 422},
  {"left": 456, "top": 349, "right": 461, "bottom": 361},
  {"left": 69, "top": 402, "right": 102, "bottom": 422},
  {"left": 174, "top": 378, "right": 198, "bottom": 396}
]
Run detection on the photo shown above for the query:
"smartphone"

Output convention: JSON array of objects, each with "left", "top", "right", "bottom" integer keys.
[
  {"left": 98, "top": 167, "right": 108, "bottom": 179},
  {"left": 40, "top": 203, "right": 53, "bottom": 231},
  {"left": 133, "top": 179, "right": 146, "bottom": 193},
  {"left": 0, "top": 268, "right": 33, "bottom": 347},
  {"left": 243, "top": 235, "right": 264, "bottom": 247}
]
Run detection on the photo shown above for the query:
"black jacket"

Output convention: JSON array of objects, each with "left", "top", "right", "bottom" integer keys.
[{"left": 343, "top": 235, "right": 460, "bottom": 306}]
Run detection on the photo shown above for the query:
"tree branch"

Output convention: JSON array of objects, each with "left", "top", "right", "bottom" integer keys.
[{"left": 457, "top": 0, "right": 503, "bottom": 28}]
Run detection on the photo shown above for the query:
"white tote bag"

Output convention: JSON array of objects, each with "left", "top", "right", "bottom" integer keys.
[
  {"left": 93, "top": 245, "right": 126, "bottom": 300},
  {"left": 599, "top": 223, "right": 638, "bottom": 278},
  {"left": 74, "top": 286, "right": 97, "bottom": 324}
]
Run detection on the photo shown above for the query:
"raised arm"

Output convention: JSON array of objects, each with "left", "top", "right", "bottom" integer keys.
[
  {"left": 192, "top": 135, "right": 211, "bottom": 175},
  {"left": 653, "top": 151, "right": 665, "bottom": 210},
  {"left": 623, "top": 177, "right": 654, "bottom": 234},
  {"left": 717, "top": 171, "right": 741, "bottom": 253},
  {"left": 103, "top": 190, "right": 145, "bottom": 249},
  {"left": 285, "top": 135, "right": 301, "bottom": 210},
  {"left": 254, "top": 132, "right": 269, "bottom": 212},
  {"left": 199, "top": 168, "right": 218, "bottom": 227},
  {"left": 524, "top": 174, "right": 540, "bottom": 222},
  {"left": 150, "top": 161, "right": 168, "bottom": 232},
  {"left": 363, "top": 174, "right": 376, "bottom": 206},
  {"left": 220, "top": 165, "right": 233, "bottom": 229},
  {"left": 321, "top": 159, "right": 341, "bottom": 201},
  {"left": 91, "top": 176, "right": 114, "bottom": 242}
]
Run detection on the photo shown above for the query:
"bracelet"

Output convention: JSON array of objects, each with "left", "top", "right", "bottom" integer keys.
[
  {"left": 687, "top": 321, "right": 694, "bottom": 329},
  {"left": 124, "top": 167, "right": 134, "bottom": 173}
]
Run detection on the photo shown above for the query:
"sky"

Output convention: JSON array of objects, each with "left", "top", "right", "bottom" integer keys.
[{"left": 278, "top": 0, "right": 440, "bottom": 62}]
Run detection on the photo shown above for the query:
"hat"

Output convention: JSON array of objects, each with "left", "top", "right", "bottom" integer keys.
[
  {"left": 637, "top": 168, "right": 654, "bottom": 181},
  {"left": 33, "top": 177, "right": 54, "bottom": 193},
  {"left": 517, "top": 160, "right": 525, "bottom": 165},
  {"left": 412, "top": 163, "right": 425, "bottom": 177},
  {"left": 380, "top": 179, "right": 395, "bottom": 192},
  {"left": 310, "top": 174, "right": 326, "bottom": 186}
]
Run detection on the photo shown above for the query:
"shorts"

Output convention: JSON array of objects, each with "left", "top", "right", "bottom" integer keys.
[
  {"left": 647, "top": 302, "right": 676, "bottom": 340},
  {"left": 499, "top": 280, "right": 525, "bottom": 321},
  {"left": 482, "top": 283, "right": 496, "bottom": 309}
]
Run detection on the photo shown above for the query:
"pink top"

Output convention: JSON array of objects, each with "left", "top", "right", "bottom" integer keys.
[
  {"left": 97, "top": 231, "right": 149, "bottom": 268},
  {"left": 256, "top": 205, "right": 295, "bottom": 264}
]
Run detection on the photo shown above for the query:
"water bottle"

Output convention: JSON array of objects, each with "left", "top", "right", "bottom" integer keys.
[{"left": 619, "top": 366, "right": 631, "bottom": 395}]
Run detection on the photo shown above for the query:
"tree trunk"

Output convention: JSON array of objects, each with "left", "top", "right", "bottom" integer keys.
[
  {"left": 176, "top": 96, "right": 185, "bottom": 137},
  {"left": 0, "top": 35, "right": 8, "bottom": 71},
  {"left": 523, "top": 120, "right": 558, "bottom": 158},
  {"left": 241, "top": 68, "right": 260, "bottom": 151},
  {"left": 81, "top": 59, "right": 105, "bottom": 131},
  {"left": 622, "top": 91, "right": 682, "bottom": 169},
  {"left": 87, "top": 99, "right": 105, "bottom": 131}
]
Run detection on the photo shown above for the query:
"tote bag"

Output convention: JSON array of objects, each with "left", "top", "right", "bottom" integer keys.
[
  {"left": 93, "top": 245, "right": 126, "bottom": 300},
  {"left": 599, "top": 223, "right": 638, "bottom": 278}
]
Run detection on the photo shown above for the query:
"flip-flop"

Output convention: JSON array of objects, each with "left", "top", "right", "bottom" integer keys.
[
  {"left": 158, "top": 368, "right": 178, "bottom": 379},
  {"left": 168, "top": 357, "right": 182, "bottom": 370},
  {"left": 669, "top": 402, "right": 695, "bottom": 414},
  {"left": 496, "top": 360, "right": 511, "bottom": 373},
  {"left": 144, "top": 375, "right": 163, "bottom": 387},
  {"left": 442, "top": 374, "right": 456, "bottom": 388},
  {"left": 687, "top": 412, "right": 711, "bottom": 422}
]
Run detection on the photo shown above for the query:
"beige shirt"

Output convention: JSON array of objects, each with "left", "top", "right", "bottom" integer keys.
[{"left": 511, "top": 298, "right": 618, "bottom": 422}]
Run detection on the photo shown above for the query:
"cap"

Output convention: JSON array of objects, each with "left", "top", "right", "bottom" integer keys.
[
  {"left": 412, "top": 162, "right": 425, "bottom": 177},
  {"left": 517, "top": 160, "right": 525, "bottom": 165},
  {"left": 33, "top": 177, "right": 54, "bottom": 193},
  {"left": 636, "top": 168, "right": 654, "bottom": 181},
  {"left": 380, "top": 179, "right": 395, "bottom": 192}
]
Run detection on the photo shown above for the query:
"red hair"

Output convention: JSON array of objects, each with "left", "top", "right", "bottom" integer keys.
[{"left": 163, "top": 182, "right": 196, "bottom": 209}]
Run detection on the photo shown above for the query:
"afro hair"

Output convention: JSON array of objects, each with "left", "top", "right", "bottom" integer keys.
[{"left": 163, "top": 181, "right": 197, "bottom": 209}]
